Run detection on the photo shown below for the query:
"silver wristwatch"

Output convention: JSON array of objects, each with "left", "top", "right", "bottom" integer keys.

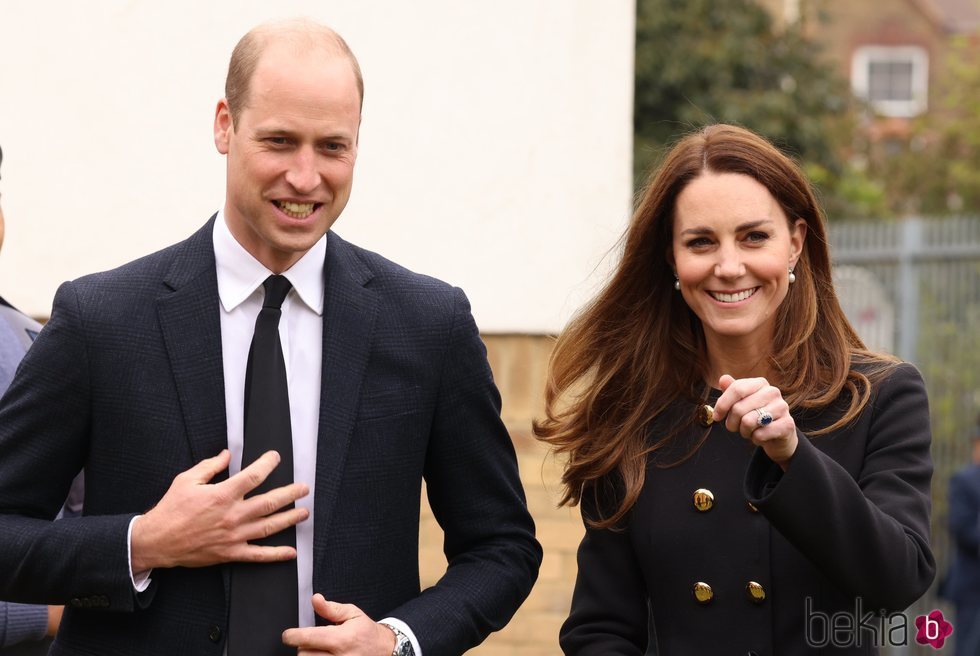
[{"left": 379, "top": 622, "right": 415, "bottom": 656}]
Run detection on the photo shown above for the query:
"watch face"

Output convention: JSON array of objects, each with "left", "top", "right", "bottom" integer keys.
[{"left": 394, "top": 635, "right": 414, "bottom": 656}]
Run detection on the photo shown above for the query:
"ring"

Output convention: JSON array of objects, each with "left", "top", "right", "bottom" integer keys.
[{"left": 755, "top": 407, "right": 773, "bottom": 427}]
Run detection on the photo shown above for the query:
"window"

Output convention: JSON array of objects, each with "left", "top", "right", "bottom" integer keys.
[{"left": 851, "top": 46, "right": 929, "bottom": 117}]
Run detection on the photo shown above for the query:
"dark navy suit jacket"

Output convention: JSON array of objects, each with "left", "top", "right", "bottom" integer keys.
[
  {"left": 0, "top": 218, "right": 541, "bottom": 655},
  {"left": 946, "top": 463, "right": 980, "bottom": 605},
  {"left": 0, "top": 297, "right": 51, "bottom": 654}
]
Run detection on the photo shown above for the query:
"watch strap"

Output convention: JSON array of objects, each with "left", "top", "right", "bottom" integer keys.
[{"left": 379, "top": 621, "right": 415, "bottom": 656}]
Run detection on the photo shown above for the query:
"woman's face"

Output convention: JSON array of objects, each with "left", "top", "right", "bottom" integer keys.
[{"left": 671, "top": 171, "right": 805, "bottom": 351}]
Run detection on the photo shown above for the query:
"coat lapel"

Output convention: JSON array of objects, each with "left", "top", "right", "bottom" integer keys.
[
  {"left": 156, "top": 217, "right": 228, "bottom": 468},
  {"left": 313, "top": 233, "right": 378, "bottom": 569}
]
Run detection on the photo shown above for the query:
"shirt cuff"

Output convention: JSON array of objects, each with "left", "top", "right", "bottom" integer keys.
[
  {"left": 0, "top": 601, "right": 48, "bottom": 647},
  {"left": 380, "top": 617, "right": 422, "bottom": 656},
  {"left": 127, "top": 516, "right": 152, "bottom": 592}
]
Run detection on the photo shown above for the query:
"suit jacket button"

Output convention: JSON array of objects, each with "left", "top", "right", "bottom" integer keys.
[
  {"left": 746, "top": 581, "right": 766, "bottom": 603},
  {"left": 208, "top": 625, "right": 223, "bottom": 643},
  {"left": 693, "top": 488, "right": 714, "bottom": 512},
  {"left": 693, "top": 581, "right": 714, "bottom": 604}
]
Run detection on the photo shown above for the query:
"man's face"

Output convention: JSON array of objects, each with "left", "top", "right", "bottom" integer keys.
[{"left": 214, "top": 43, "right": 361, "bottom": 273}]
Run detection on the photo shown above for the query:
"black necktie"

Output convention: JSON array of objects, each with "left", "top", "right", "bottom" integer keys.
[{"left": 228, "top": 275, "right": 298, "bottom": 656}]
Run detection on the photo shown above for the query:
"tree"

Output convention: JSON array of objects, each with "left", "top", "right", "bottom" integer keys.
[
  {"left": 633, "top": 0, "right": 881, "bottom": 218},
  {"left": 866, "top": 35, "right": 980, "bottom": 216}
]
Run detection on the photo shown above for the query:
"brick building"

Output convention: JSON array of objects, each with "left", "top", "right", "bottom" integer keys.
[
  {"left": 757, "top": 0, "right": 980, "bottom": 143},
  {"left": 419, "top": 335, "right": 570, "bottom": 655}
]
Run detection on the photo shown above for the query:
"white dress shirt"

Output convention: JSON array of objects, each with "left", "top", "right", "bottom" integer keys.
[
  {"left": 213, "top": 211, "right": 324, "bottom": 630},
  {"left": 213, "top": 213, "right": 421, "bottom": 654},
  {"left": 129, "top": 213, "right": 419, "bottom": 654}
]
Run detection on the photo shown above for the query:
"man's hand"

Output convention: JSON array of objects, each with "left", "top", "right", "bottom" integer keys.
[
  {"left": 131, "top": 449, "right": 309, "bottom": 571},
  {"left": 46, "top": 605, "right": 64, "bottom": 637},
  {"left": 281, "top": 594, "right": 397, "bottom": 656}
]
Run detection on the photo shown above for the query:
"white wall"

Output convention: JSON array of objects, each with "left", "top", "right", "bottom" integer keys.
[{"left": 0, "top": 0, "right": 635, "bottom": 333}]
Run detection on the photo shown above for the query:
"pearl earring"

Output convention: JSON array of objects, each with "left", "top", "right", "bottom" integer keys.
[
  {"left": 788, "top": 268, "right": 796, "bottom": 284},
  {"left": 674, "top": 276, "right": 681, "bottom": 291}
]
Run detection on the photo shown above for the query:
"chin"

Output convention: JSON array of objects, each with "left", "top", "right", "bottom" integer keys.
[{"left": 704, "top": 321, "right": 764, "bottom": 339}]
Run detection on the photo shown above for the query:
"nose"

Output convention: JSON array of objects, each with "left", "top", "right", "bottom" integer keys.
[
  {"left": 714, "top": 243, "right": 744, "bottom": 279},
  {"left": 284, "top": 147, "right": 319, "bottom": 194}
]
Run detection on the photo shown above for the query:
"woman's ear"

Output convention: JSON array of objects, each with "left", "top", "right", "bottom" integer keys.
[{"left": 789, "top": 218, "right": 807, "bottom": 268}]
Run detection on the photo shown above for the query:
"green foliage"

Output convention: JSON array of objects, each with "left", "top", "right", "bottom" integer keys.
[
  {"left": 866, "top": 35, "right": 980, "bottom": 216},
  {"left": 807, "top": 161, "right": 890, "bottom": 219},
  {"left": 633, "top": 0, "right": 864, "bottom": 217}
]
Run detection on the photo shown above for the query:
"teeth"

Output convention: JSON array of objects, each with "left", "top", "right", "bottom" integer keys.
[
  {"left": 276, "top": 201, "right": 316, "bottom": 218},
  {"left": 710, "top": 288, "right": 756, "bottom": 303}
]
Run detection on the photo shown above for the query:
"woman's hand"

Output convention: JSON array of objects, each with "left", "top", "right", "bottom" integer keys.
[{"left": 712, "top": 374, "right": 798, "bottom": 470}]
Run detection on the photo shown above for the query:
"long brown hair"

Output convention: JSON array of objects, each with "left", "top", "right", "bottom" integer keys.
[{"left": 534, "top": 124, "right": 896, "bottom": 527}]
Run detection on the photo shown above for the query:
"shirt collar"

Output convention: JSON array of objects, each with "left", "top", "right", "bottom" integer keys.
[{"left": 212, "top": 210, "right": 326, "bottom": 315}]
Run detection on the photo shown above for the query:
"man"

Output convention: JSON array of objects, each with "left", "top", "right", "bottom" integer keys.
[
  {"left": 0, "top": 20, "right": 541, "bottom": 656},
  {"left": 0, "top": 144, "right": 67, "bottom": 656},
  {"left": 946, "top": 419, "right": 980, "bottom": 655}
]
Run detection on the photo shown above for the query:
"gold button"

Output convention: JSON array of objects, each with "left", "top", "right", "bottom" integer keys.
[
  {"left": 693, "top": 581, "right": 714, "bottom": 604},
  {"left": 747, "top": 501, "right": 759, "bottom": 513},
  {"left": 697, "top": 404, "right": 715, "bottom": 426},
  {"left": 746, "top": 581, "right": 766, "bottom": 603},
  {"left": 693, "top": 488, "right": 714, "bottom": 512}
]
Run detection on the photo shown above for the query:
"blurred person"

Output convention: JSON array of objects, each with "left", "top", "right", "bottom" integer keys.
[
  {"left": 0, "top": 19, "right": 540, "bottom": 656},
  {"left": 535, "top": 124, "right": 935, "bottom": 655},
  {"left": 0, "top": 145, "right": 42, "bottom": 400},
  {"left": 0, "top": 143, "right": 75, "bottom": 656},
  {"left": 945, "top": 418, "right": 980, "bottom": 655}
]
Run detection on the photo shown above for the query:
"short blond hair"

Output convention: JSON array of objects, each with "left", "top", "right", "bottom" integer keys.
[{"left": 224, "top": 19, "right": 364, "bottom": 128}]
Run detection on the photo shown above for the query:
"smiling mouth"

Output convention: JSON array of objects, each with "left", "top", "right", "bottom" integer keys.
[
  {"left": 708, "top": 288, "right": 759, "bottom": 303},
  {"left": 274, "top": 200, "right": 321, "bottom": 219}
]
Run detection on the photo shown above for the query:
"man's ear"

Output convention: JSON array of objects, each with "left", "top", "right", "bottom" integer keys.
[{"left": 214, "top": 99, "right": 233, "bottom": 155}]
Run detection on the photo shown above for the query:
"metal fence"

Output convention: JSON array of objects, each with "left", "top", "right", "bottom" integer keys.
[{"left": 829, "top": 215, "right": 980, "bottom": 655}]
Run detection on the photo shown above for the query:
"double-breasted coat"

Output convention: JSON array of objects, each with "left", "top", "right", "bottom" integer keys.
[{"left": 561, "top": 363, "right": 934, "bottom": 655}]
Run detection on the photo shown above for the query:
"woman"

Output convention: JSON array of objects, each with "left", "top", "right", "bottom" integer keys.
[{"left": 535, "top": 124, "right": 935, "bottom": 655}]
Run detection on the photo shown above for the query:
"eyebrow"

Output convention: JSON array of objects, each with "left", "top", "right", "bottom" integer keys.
[
  {"left": 254, "top": 126, "right": 293, "bottom": 136},
  {"left": 254, "top": 127, "right": 354, "bottom": 142},
  {"left": 680, "top": 219, "right": 774, "bottom": 236}
]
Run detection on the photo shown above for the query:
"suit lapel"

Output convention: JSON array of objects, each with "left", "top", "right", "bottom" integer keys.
[
  {"left": 156, "top": 217, "right": 228, "bottom": 468},
  {"left": 313, "top": 233, "right": 378, "bottom": 569},
  {"left": 156, "top": 225, "right": 380, "bottom": 593}
]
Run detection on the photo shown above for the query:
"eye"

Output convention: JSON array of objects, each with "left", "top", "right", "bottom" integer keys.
[
  {"left": 745, "top": 231, "right": 770, "bottom": 244},
  {"left": 685, "top": 237, "right": 713, "bottom": 249},
  {"left": 264, "top": 137, "right": 290, "bottom": 147}
]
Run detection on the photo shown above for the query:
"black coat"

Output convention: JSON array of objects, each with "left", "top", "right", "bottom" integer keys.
[{"left": 561, "top": 363, "right": 935, "bottom": 655}]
